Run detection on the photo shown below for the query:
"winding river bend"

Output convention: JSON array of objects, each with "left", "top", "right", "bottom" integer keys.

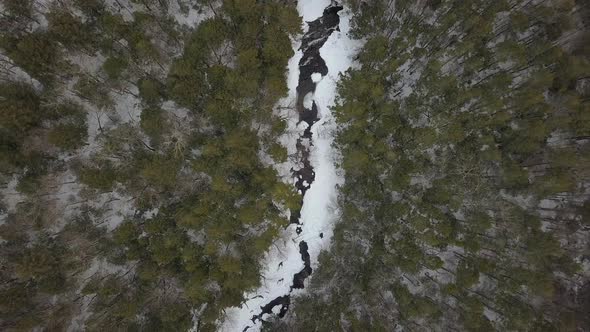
[
  {"left": 253, "top": 2, "right": 342, "bottom": 327},
  {"left": 219, "top": 1, "right": 353, "bottom": 330},
  {"left": 251, "top": 4, "right": 343, "bottom": 327},
  {"left": 292, "top": 2, "right": 343, "bottom": 219}
]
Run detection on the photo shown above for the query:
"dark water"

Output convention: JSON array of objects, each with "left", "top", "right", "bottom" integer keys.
[
  {"left": 246, "top": 2, "right": 344, "bottom": 327},
  {"left": 291, "top": 1, "right": 343, "bottom": 222}
]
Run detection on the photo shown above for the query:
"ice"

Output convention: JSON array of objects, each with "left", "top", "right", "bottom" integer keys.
[
  {"left": 298, "top": 0, "right": 332, "bottom": 22},
  {"left": 303, "top": 92, "right": 314, "bottom": 109},
  {"left": 216, "top": 2, "right": 361, "bottom": 332},
  {"left": 311, "top": 72, "right": 323, "bottom": 83},
  {"left": 299, "top": 4, "right": 361, "bottom": 269}
]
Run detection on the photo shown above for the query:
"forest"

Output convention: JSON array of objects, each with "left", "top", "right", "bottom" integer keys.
[
  {"left": 270, "top": 0, "right": 590, "bottom": 331},
  {"left": 1, "top": 0, "right": 300, "bottom": 330},
  {"left": 1, "top": 0, "right": 589, "bottom": 331}
]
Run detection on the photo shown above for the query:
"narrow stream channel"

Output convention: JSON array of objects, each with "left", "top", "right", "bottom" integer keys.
[
  {"left": 246, "top": 2, "right": 343, "bottom": 330},
  {"left": 218, "top": 2, "right": 351, "bottom": 330}
]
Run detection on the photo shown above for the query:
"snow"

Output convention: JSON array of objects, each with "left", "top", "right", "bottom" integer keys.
[
  {"left": 0, "top": 176, "right": 23, "bottom": 214},
  {"left": 302, "top": 5, "right": 359, "bottom": 265},
  {"left": 217, "top": 229, "right": 304, "bottom": 331},
  {"left": 204, "top": 13, "right": 305, "bottom": 332},
  {"left": 217, "top": 37, "right": 305, "bottom": 329},
  {"left": 68, "top": 53, "right": 106, "bottom": 74},
  {"left": 44, "top": 172, "right": 85, "bottom": 231},
  {"left": 111, "top": 86, "right": 142, "bottom": 124},
  {"left": 0, "top": 53, "right": 43, "bottom": 91},
  {"left": 217, "top": 3, "right": 360, "bottom": 331},
  {"left": 500, "top": 191, "right": 536, "bottom": 209},
  {"left": 311, "top": 72, "right": 323, "bottom": 83},
  {"left": 298, "top": 0, "right": 332, "bottom": 22},
  {"left": 93, "top": 189, "right": 137, "bottom": 231},
  {"left": 67, "top": 257, "right": 133, "bottom": 332},
  {"left": 168, "top": 1, "right": 214, "bottom": 28},
  {"left": 303, "top": 92, "right": 314, "bottom": 109},
  {"left": 276, "top": 51, "right": 304, "bottom": 169}
]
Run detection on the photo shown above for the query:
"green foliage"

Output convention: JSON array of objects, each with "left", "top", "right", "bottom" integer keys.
[
  {"left": 0, "top": 92, "right": 88, "bottom": 187},
  {"left": 47, "top": 8, "right": 95, "bottom": 51},
  {"left": 14, "top": 154, "right": 49, "bottom": 194},
  {"left": 42, "top": 2, "right": 304, "bottom": 330},
  {"left": 45, "top": 102, "right": 88, "bottom": 150},
  {"left": 75, "top": 75, "right": 114, "bottom": 110},
  {"left": 2, "top": 0, "right": 33, "bottom": 18},
  {"left": 102, "top": 56, "right": 128, "bottom": 80},
  {"left": 140, "top": 107, "right": 166, "bottom": 143},
  {"left": 77, "top": 159, "right": 118, "bottom": 191},
  {"left": 140, "top": 154, "right": 181, "bottom": 189},
  {"left": 138, "top": 78, "right": 164, "bottom": 105},
  {"left": 73, "top": 0, "right": 105, "bottom": 17},
  {"left": 278, "top": 1, "right": 590, "bottom": 331},
  {"left": 0, "top": 82, "right": 41, "bottom": 132},
  {"left": 0, "top": 0, "right": 302, "bottom": 330},
  {"left": 268, "top": 142, "right": 288, "bottom": 163},
  {"left": 14, "top": 238, "right": 70, "bottom": 294},
  {"left": 1, "top": 31, "right": 61, "bottom": 83},
  {"left": 48, "top": 123, "right": 87, "bottom": 151}
]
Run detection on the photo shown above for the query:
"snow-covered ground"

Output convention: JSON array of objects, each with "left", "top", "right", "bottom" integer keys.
[{"left": 217, "top": 2, "right": 360, "bottom": 331}]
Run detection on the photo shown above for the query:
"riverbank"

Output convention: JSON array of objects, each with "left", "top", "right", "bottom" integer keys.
[{"left": 217, "top": 1, "right": 359, "bottom": 331}]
